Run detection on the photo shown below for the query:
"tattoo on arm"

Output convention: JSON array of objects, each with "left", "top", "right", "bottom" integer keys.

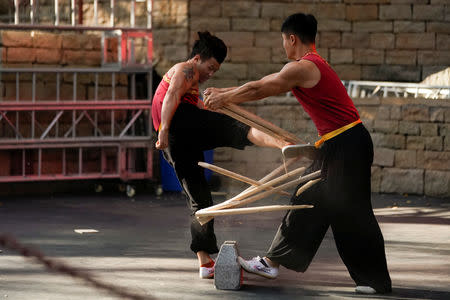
[{"left": 183, "top": 67, "right": 194, "bottom": 81}]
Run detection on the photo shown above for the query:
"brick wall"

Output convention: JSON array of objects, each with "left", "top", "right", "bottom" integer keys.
[
  {"left": 152, "top": 0, "right": 449, "bottom": 83},
  {"left": 214, "top": 97, "right": 450, "bottom": 198}
]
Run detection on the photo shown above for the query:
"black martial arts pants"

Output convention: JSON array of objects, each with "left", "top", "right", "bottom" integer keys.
[
  {"left": 163, "top": 103, "right": 252, "bottom": 254},
  {"left": 266, "top": 123, "right": 392, "bottom": 293}
]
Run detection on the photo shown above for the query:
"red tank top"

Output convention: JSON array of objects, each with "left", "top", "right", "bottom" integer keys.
[
  {"left": 291, "top": 53, "right": 359, "bottom": 136},
  {"left": 151, "top": 73, "right": 199, "bottom": 131}
]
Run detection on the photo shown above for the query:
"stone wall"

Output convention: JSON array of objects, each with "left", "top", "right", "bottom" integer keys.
[
  {"left": 214, "top": 97, "right": 450, "bottom": 198},
  {"left": 153, "top": 0, "right": 449, "bottom": 83}
]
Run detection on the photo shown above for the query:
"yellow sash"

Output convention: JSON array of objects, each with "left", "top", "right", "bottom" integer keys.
[{"left": 314, "top": 119, "right": 362, "bottom": 148}]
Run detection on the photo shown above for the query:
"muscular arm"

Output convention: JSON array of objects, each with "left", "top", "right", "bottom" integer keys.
[
  {"left": 204, "top": 60, "right": 320, "bottom": 110},
  {"left": 156, "top": 64, "right": 196, "bottom": 149}
]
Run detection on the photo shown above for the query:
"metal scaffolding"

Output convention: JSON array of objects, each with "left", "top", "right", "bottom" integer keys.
[{"left": 0, "top": 0, "right": 153, "bottom": 195}]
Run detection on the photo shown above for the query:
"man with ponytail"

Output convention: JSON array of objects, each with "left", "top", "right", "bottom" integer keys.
[
  {"left": 204, "top": 14, "right": 392, "bottom": 294},
  {"left": 151, "top": 31, "right": 288, "bottom": 279}
]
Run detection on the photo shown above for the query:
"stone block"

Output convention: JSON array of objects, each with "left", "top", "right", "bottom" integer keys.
[
  {"left": 333, "top": 64, "right": 361, "bottom": 80},
  {"left": 353, "top": 21, "right": 392, "bottom": 32},
  {"left": 318, "top": 32, "right": 341, "bottom": 48},
  {"left": 1, "top": 31, "right": 33, "bottom": 47},
  {"left": 417, "top": 50, "right": 450, "bottom": 65},
  {"left": 33, "top": 32, "right": 62, "bottom": 49},
  {"left": 232, "top": 18, "right": 271, "bottom": 32},
  {"left": 62, "top": 33, "right": 84, "bottom": 49},
  {"left": 270, "top": 19, "right": 283, "bottom": 31},
  {"left": 399, "top": 121, "right": 420, "bottom": 135},
  {"left": 6, "top": 47, "right": 35, "bottom": 63},
  {"left": 406, "top": 136, "right": 425, "bottom": 150},
  {"left": 202, "top": 79, "right": 238, "bottom": 89},
  {"left": 425, "top": 137, "right": 443, "bottom": 151},
  {"left": 342, "top": 32, "right": 370, "bottom": 48},
  {"left": 371, "top": 166, "right": 382, "bottom": 193},
  {"left": 394, "top": 21, "right": 425, "bottom": 33},
  {"left": 248, "top": 63, "right": 284, "bottom": 80},
  {"left": 373, "top": 147, "right": 395, "bottom": 167},
  {"left": 439, "top": 124, "right": 450, "bottom": 137},
  {"left": 214, "top": 241, "right": 242, "bottom": 290},
  {"left": 424, "top": 170, "right": 450, "bottom": 197},
  {"left": 154, "top": 29, "right": 188, "bottom": 45},
  {"left": 396, "top": 33, "right": 435, "bottom": 49},
  {"left": 402, "top": 105, "right": 429, "bottom": 122},
  {"left": 380, "top": 5, "right": 412, "bottom": 20},
  {"left": 370, "top": 33, "right": 395, "bottom": 49},
  {"left": 190, "top": 0, "right": 221, "bottom": 17},
  {"left": 261, "top": 3, "right": 285, "bottom": 18},
  {"left": 346, "top": 5, "right": 378, "bottom": 21},
  {"left": 445, "top": 136, "right": 450, "bottom": 151},
  {"left": 437, "top": 34, "right": 450, "bottom": 50},
  {"left": 255, "top": 32, "right": 284, "bottom": 48},
  {"left": 374, "top": 120, "right": 398, "bottom": 134},
  {"left": 222, "top": 1, "right": 260, "bottom": 17},
  {"left": 271, "top": 47, "right": 289, "bottom": 63},
  {"left": 164, "top": 45, "right": 188, "bottom": 61},
  {"left": 361, "top": 65, "right": 421, "bottom": 82},
  {"left": 380, "top": 168, "right": 424, "bottom": 194},
  {"left": 318, "top": 20, "right": 351, "bottom": 32},
  {"left": 354, "top": 49, "right": 384, "bottom": 64},
  {"left": 230, "top": 47, "right": 270, "bottom": 63},
  {"left": 418, "top": 151, "right": 450, "bottom": 170},
  {"left": 391, "top": 106, "right": 401, "bottom": 120},
  {"left": 215, "top": 63, "right": 248, "bottom": 80},
  {"left": 395, "top": 150, "right": 417, "bottom": 168},
  {"left": 216, "top": 32, "right": 254, "bottom": 48},
  {"left": 420, "top": 123, "right": 438, "bottom": 136},
  {"left": 427, "top": 22, "right": 450, "bottom": 33},
  {"left": 373, "top": 134, "right": 406, "bottom": 149},
  {"left": 413, "top": 5, "right": 445, "bottom": 21},
  {"left": 385, "top": 50, "right": 417, "bottom": 65},
  {"left": 35, "top": 48, "right": 62, "bottom": 64},
  {"left": 191, "top": 18, "right": 230, "bottom": 32},
  {"left": 317, "top": 4, "right": 346, "bottom": 19},
  {"left": 330, "top": 49, "right": 353, "bottom": 64}
]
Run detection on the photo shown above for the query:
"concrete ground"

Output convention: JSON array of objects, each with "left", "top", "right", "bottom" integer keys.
[{"left": 0, "top": 188, "right": 449, "bottom": 300}]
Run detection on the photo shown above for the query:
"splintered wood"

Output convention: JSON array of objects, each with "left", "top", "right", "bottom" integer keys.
[{"left": 195, "top": 104, "right": 321, "bottom": 225}]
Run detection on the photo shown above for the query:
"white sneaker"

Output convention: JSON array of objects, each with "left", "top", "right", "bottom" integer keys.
[
  {"left": 199, "top": 261, "right": 214, "bottom": 279},
  {"left": 355, "top": 286, "right": 377, "bottom": 294},
  {"left": 238, "top": 256, "right": 278, "bottom": 279}
]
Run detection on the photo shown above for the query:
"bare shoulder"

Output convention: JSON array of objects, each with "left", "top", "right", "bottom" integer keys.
[
  {"left": 279, "top": 60, "right": 320, "bottom": 88},
  {"left": 173, "top": 62, "right": 198, "bottom": 82}
]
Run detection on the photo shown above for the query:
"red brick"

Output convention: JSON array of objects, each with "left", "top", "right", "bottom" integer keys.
[
  {"left": 1, "top": 31, "right": 33, "bottom": 47},
  {"left": 6, "top": 47, "right": 36, "bottom": 63},
  {"left": 33, "top": 32, "right": 62, "bottom": 49},
  {"left": 35, "top": 48, "right": 62, "bottom": 64},
  {"left": 346, "top": 5, "right": 378, "bottom": 21}
]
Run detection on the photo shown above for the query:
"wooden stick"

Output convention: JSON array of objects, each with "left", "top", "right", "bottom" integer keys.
[
  {"left": 295, "top": 178, "right": 321, "bottom": 196},
  {"left": 198, "top": 162, "right": 290, "bottom": 196},
  {"left": 199, "top": 158, "right": 299, "bottom": 224},
  {"left": 196, "top": 204, "right": 313, "bottom": 217},
  {"left": 201, "top": 166, "right": 306, "bottom": 212},
  {"left": 226, "top": 103, "right": 303, "bottom": 144},
  {"left": 219, "top": 107, "right": 289, "bottom": 144},
  {"left": 196, "top": 170, "right": 321, "bottom": 225}
]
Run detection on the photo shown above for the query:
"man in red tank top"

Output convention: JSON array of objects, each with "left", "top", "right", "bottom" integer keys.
[
  {"left": 152, "top": 32, "right": 288, "bottom": 279},
  {"left": 204, "top": 14, "right": 392, "bottom": 294}
]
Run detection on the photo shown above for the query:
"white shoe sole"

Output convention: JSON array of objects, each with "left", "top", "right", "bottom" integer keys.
[
  {"left": 238, "top": 257, "right": 277, "bottom": 279},
  {"left": 355, "top": 286, "right": 377, "bottom": 294}
]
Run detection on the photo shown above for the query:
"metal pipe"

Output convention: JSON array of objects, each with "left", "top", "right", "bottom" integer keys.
[
  {"left": 110, "top": 0, "right": 115, "bottom": 27},
  {"left": 71, "top": 0, "right": 76, "bottom": 26},
  {"left": 30, "top": 0, "right": 35, "bottom": 25},
  {"left": 147, "top": 0, "right": 152, "bottom": 29},
  {"left": 14, "top": 0, "right": 19, "bottom": 24},
  {"left": 131, "top": 0, "right": 136, "bottom": 28},
  {"left": 94, "top": 0, "right": 98, "bottom": 26},
  {"left": 78, "top": 0, "right": 84, "bottom": 25},
  {"left": 54, "top": 0, "right": 59, "bottom": 26}
]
